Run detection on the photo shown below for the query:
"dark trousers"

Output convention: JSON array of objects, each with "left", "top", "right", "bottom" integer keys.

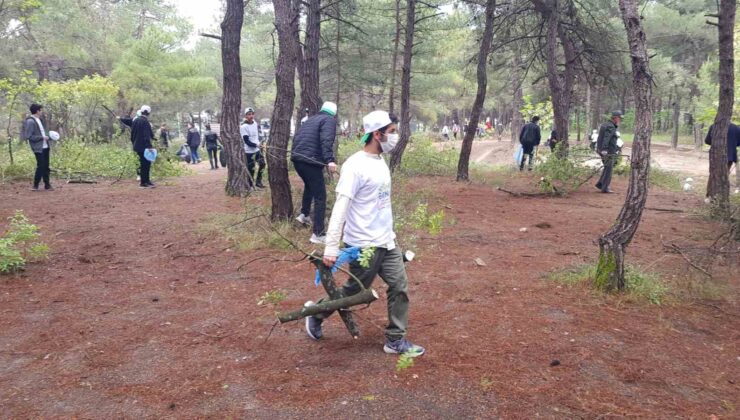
[
  {"left": 246, "top": 151, "right": 265, "bottom": 185},
  {"left": 33, "top": 148, "right": 51, "bottom": 188},
  {"left": 519, "top": 151, "right": 534, "bottom": 171},
  {"left": 207, "top": 148, "right": 219, "bottom": 168},
  {"left": 315, "top": 247, "right": 409, "bottom": 341},
  {"left": 293, "top": 160, "right": 326, "bottom": 236},
  {"left": 597, "top": 155, "right": 614, "bottom": 191},
  {"left": 137, "top": 151, "right": 151, "bottom": 185}
]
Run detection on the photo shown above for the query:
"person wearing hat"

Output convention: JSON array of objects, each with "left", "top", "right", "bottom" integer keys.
[
  {"left": 23, "top": 103, "right": 54, "bottom": 191},
  {"left": 595, "top": 110, "right": 623, "bottom": 193},
  {"left": 303, "top": 110, "right": 425, "bottom": 358},
  {"left": 120, "top": 105, "right": 156, "bottom": 188},
  {"left": 291, "top": 101, "right": 338, "bottom": 243},
  {"left": 240, "top": 107, "right": 265, "bottom": 189}
]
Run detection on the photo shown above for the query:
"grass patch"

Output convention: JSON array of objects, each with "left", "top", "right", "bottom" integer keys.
[
  {"left": 549, "top": 263, "right": 669, "bottom": 305},
  {"left": 649, "top": 167, "right": 686, "bottom": 193}
]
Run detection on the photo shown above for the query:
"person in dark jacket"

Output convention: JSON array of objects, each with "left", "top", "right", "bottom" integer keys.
[
  {"left": 23, "top": 103, "right": 54, "bottom": 191},
  {"left": 518, "top": 116, "right": 541, "bottom": 171},
  {"left": 595, "top": 111, "right": 622, "bottom": 193},
  {"left": 186, "top": 123, "right": 201, "bottom": 164},
  {"left": 119, "top": 105, "right": 156, "bottom": 188},
  {"left": 291, "top": 101, "right": 338, "bottom": 244},
  {"left": 203, "top": 124, "right": 220, "bottom": 170},
  {"left": 547, "top": 129, "right": 559, "bottom": 152},
  {"left": 704, "top": 122, "right": 740, "bottom": 173},
  {"left": 159, "top": 123, "right": 169, "bottom": 149}
]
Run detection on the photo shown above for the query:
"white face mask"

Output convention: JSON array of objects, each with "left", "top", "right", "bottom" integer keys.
[{"left": 380, "top": 133, "right": 399, "bottom": 154}]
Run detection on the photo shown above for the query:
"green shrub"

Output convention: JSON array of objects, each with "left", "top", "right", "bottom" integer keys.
[
  {"left": 0, "top": 137, "right": 188, "bottom": 182},
  {"left": 534, "top": 146, "right": 593, "bottom": 193},
  {"left": 649, "top": 167, "right": 684, "bottom": 193},
  {"left": 398, "top": 135, "right": 458, "bottom": 176},
  {"left": 0, "top": 210, "right": 48, "bottom": 273},
  {"left": 549, "top": 263, "right": 668, "bottom": 305}
]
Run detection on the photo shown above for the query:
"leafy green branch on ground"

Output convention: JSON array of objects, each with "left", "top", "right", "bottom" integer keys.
[{"left": 0, "top": 211, "right": 48, "bottom": 273}]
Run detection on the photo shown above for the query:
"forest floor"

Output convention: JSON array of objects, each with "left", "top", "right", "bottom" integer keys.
[{"left": 0, "top": 154, "right": 738, "bottom": 418}]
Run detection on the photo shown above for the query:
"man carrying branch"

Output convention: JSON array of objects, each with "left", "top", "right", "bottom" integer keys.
[{"left": 304, "top": 110, "right": 425, "bottom": 358}]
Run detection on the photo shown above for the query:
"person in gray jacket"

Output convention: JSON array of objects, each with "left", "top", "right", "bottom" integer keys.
[{"left": 23, "top": 103, "right": 53, "bottom": 191}]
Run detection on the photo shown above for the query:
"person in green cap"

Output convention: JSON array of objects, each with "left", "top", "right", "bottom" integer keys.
[{"left": 291, "top": 101, "right": 338, "bottom": 244}]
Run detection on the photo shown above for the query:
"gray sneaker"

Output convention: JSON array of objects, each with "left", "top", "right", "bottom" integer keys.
[
  {"left": 304, "top": 301, "right": 323, "bottom": 340},
  {"left": 295, "top": 213, "right": 312, "bottom": 225},
  {"left": 309, "top": 233, "right": 326, "bottom": 244},
  {"left": 383, "top": 338, "right": 425, "bottom": 357}
]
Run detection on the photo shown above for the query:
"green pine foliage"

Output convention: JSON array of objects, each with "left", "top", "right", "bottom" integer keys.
[{"left": 0, "top": 210, "right": 48, "bottom": 274}]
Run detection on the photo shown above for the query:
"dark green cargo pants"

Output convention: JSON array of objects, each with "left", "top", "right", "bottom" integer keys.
[{"left": 315, "top": 246, "right": 409, "bottom": 341}]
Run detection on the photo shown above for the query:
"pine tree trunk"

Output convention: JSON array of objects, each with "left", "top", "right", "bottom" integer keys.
[
  {"left": 671, "top": 94, "right": 680, "bottom": 149},
  {"left": 596, "top": 0, "right": 653, "bottom": 291},
  {"left": 706, "top": 0, "right": 735, "bottom": 212},
  {"left": 389, "top": 0, "right": 416, "bottom": 172},
  {"left": 388, "top": 0, "right": 402, "bottom": 115},
  {"left": 299, "top": 0, "right": 322, "bottom": 115},
  {"left": 510, "top": 49, "right": 523, "bottom": 146},
  {"left": 457, "top": 0, "right": 495, "bottom": 182},
  {"left": 220, "top": 0, "right": 250, "bottom": 197},
  {"left": 585, "top": 82, "right": 592, "bottom": 131},
  {"left": 532, "top": 0, "right": 576, "bottom": 157},
  {"left": 269, "top": 0, "right": 298, "bottom": 221}
]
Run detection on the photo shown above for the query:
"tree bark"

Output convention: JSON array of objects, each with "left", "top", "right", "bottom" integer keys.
[
  {"left": 596, "top": 0, "right": 653, "bottom": 291},
  {"left": 388, "top": 0, "right": 402, "bottom": 115},
  {"left": 298, "top": 0, "right": 322, "bottom": 115},
  {"left": 671, "top": 93, "right": 680, "bottom": 149},
  {"left": 457, "top": 0, "right": 495, "bottom": 181},
  {"left": 389, "top": 0, "right": 416, "bottom": 172},
  {"left": 532, "top": 0, "right": 576, "bottom": 157},
  {"left": 220, "top": 0, "right": 250, "bottom": 197},
  {"left": 706, "top": 0, "right": 735, "bottom": 212},
  {"left": 277, "top": 288, "right": 378, "bottom": 325},
  {"left": 510, "top": 48, "right": 523, "bottom": 146},
  {"left": 269, "top": 0, "right": 299, "bottom": 221},
  {"left": 585, "top": 81, "right": 592, "bottom": 132}
]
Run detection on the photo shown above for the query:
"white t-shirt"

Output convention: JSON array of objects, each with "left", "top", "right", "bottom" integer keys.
[
  {"left": 240, "top": 121, "right": 260, "bottom": 154},
  {"left": 33, "top": 116, "right": 48, "bottom": 149},
  {"left": 442, "top": 126, "right": 449, "bottom": 135},
  {"left": 335, "top": 151, "right": 396, "bottom": 249}
]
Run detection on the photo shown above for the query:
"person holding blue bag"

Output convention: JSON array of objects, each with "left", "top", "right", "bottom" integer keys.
[
  {"left": 120, "top": 105, "right": 156, "bottom": 188},
  {"left": 303, "top": 110, "right": 425, "bottom": 358}
]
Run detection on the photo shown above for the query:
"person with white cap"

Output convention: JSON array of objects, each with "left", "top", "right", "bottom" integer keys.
[
  {"left": 240, "top": 107, "right": 265, "bottom": 188},
  {"left": 291, "top": 101, "right": 338, "bottom": 243},
  {"left": 303, "top": 110, "right": 425, "bottom": 358},
  {"left": 23, "top": 103, "right": 54, "bottom": 191},
  {"left": 120, "top": 105, "right": 156, "bottom": 188}
]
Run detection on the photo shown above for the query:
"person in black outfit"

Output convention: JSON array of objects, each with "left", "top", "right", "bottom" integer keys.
[
  {"left": 547, "top": 129, "right": 559, "bottom": 152},
  {"left": 704, "top": 122, "right": 740, "bottom": 173},
  {"left": 595, "top": 111, "right": 622, "bottom": 193},
  {"left": 23, "top": 103, "right": 53, "bottom": 191},
  {"left": 203, "top": 124, "right": 220, "bottom": 170},
  {"left": 290, "top": 101, "right": 338, "bottom": 244},
  {"left": 120, "top": 105, "right": 156, "bottom": 188},
  {"left": 159, "top": 123, "right": 169, "bottom": 149},
  {"left": 518, "top": 116, "right": 542, "bottom": 171},
  {"left": 186, "top": 123, "right": 201, "bottom": 164}
]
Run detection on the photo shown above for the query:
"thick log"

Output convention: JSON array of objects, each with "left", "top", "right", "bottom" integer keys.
[
  {"left": 276, "top": 288, "right": 379, "bottom": 324},
  {"left": 312, "top": 259, "right": 362, "bottom": 337}
]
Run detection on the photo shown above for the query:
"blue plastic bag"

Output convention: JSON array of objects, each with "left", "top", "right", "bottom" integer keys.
[
  {"left": 144, "top": 148, "right": 158, "bottom": 162},
  {"left": 513, "top": 144, "right": 523, "bottom": 165},
  {"left": 313, "top": 247, "right": 361, "bottom": 286}
]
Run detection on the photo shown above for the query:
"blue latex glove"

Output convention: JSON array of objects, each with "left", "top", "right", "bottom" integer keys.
[{"left": 314, "top": 246, "right": 362, "bottom": 286}]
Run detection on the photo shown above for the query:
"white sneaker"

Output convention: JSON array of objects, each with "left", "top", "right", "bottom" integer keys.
[
  {"left": 309, "top": 233, "right": 326, "bottom": 244},
  {"left": 136, "top": 175, "right": 141, "bottom": 181},
  {"left": 295, "top": 213, "right": 312, "bottom": 225}
]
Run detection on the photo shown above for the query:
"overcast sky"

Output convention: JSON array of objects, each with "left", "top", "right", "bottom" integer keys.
[{"left": 173, "top": 0, "right": 224, "bottom": 33}]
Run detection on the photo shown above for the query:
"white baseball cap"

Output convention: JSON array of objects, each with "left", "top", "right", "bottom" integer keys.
[
  {"left": 320, "top": 101, "right": 337, "bottom": 116},
  {"left": 361, "top": 110, "right": 393, "bottom": 143},
  {"left": 140, "top": 105, "right": 151, "bottom": 114},
  {"left": 245, "top": 107, "right": 255, "bottom": 114}
]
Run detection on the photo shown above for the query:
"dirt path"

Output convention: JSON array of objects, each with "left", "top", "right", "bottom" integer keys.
[{"left": 0, "top": 161, "right": 738, "bottom": 418}]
